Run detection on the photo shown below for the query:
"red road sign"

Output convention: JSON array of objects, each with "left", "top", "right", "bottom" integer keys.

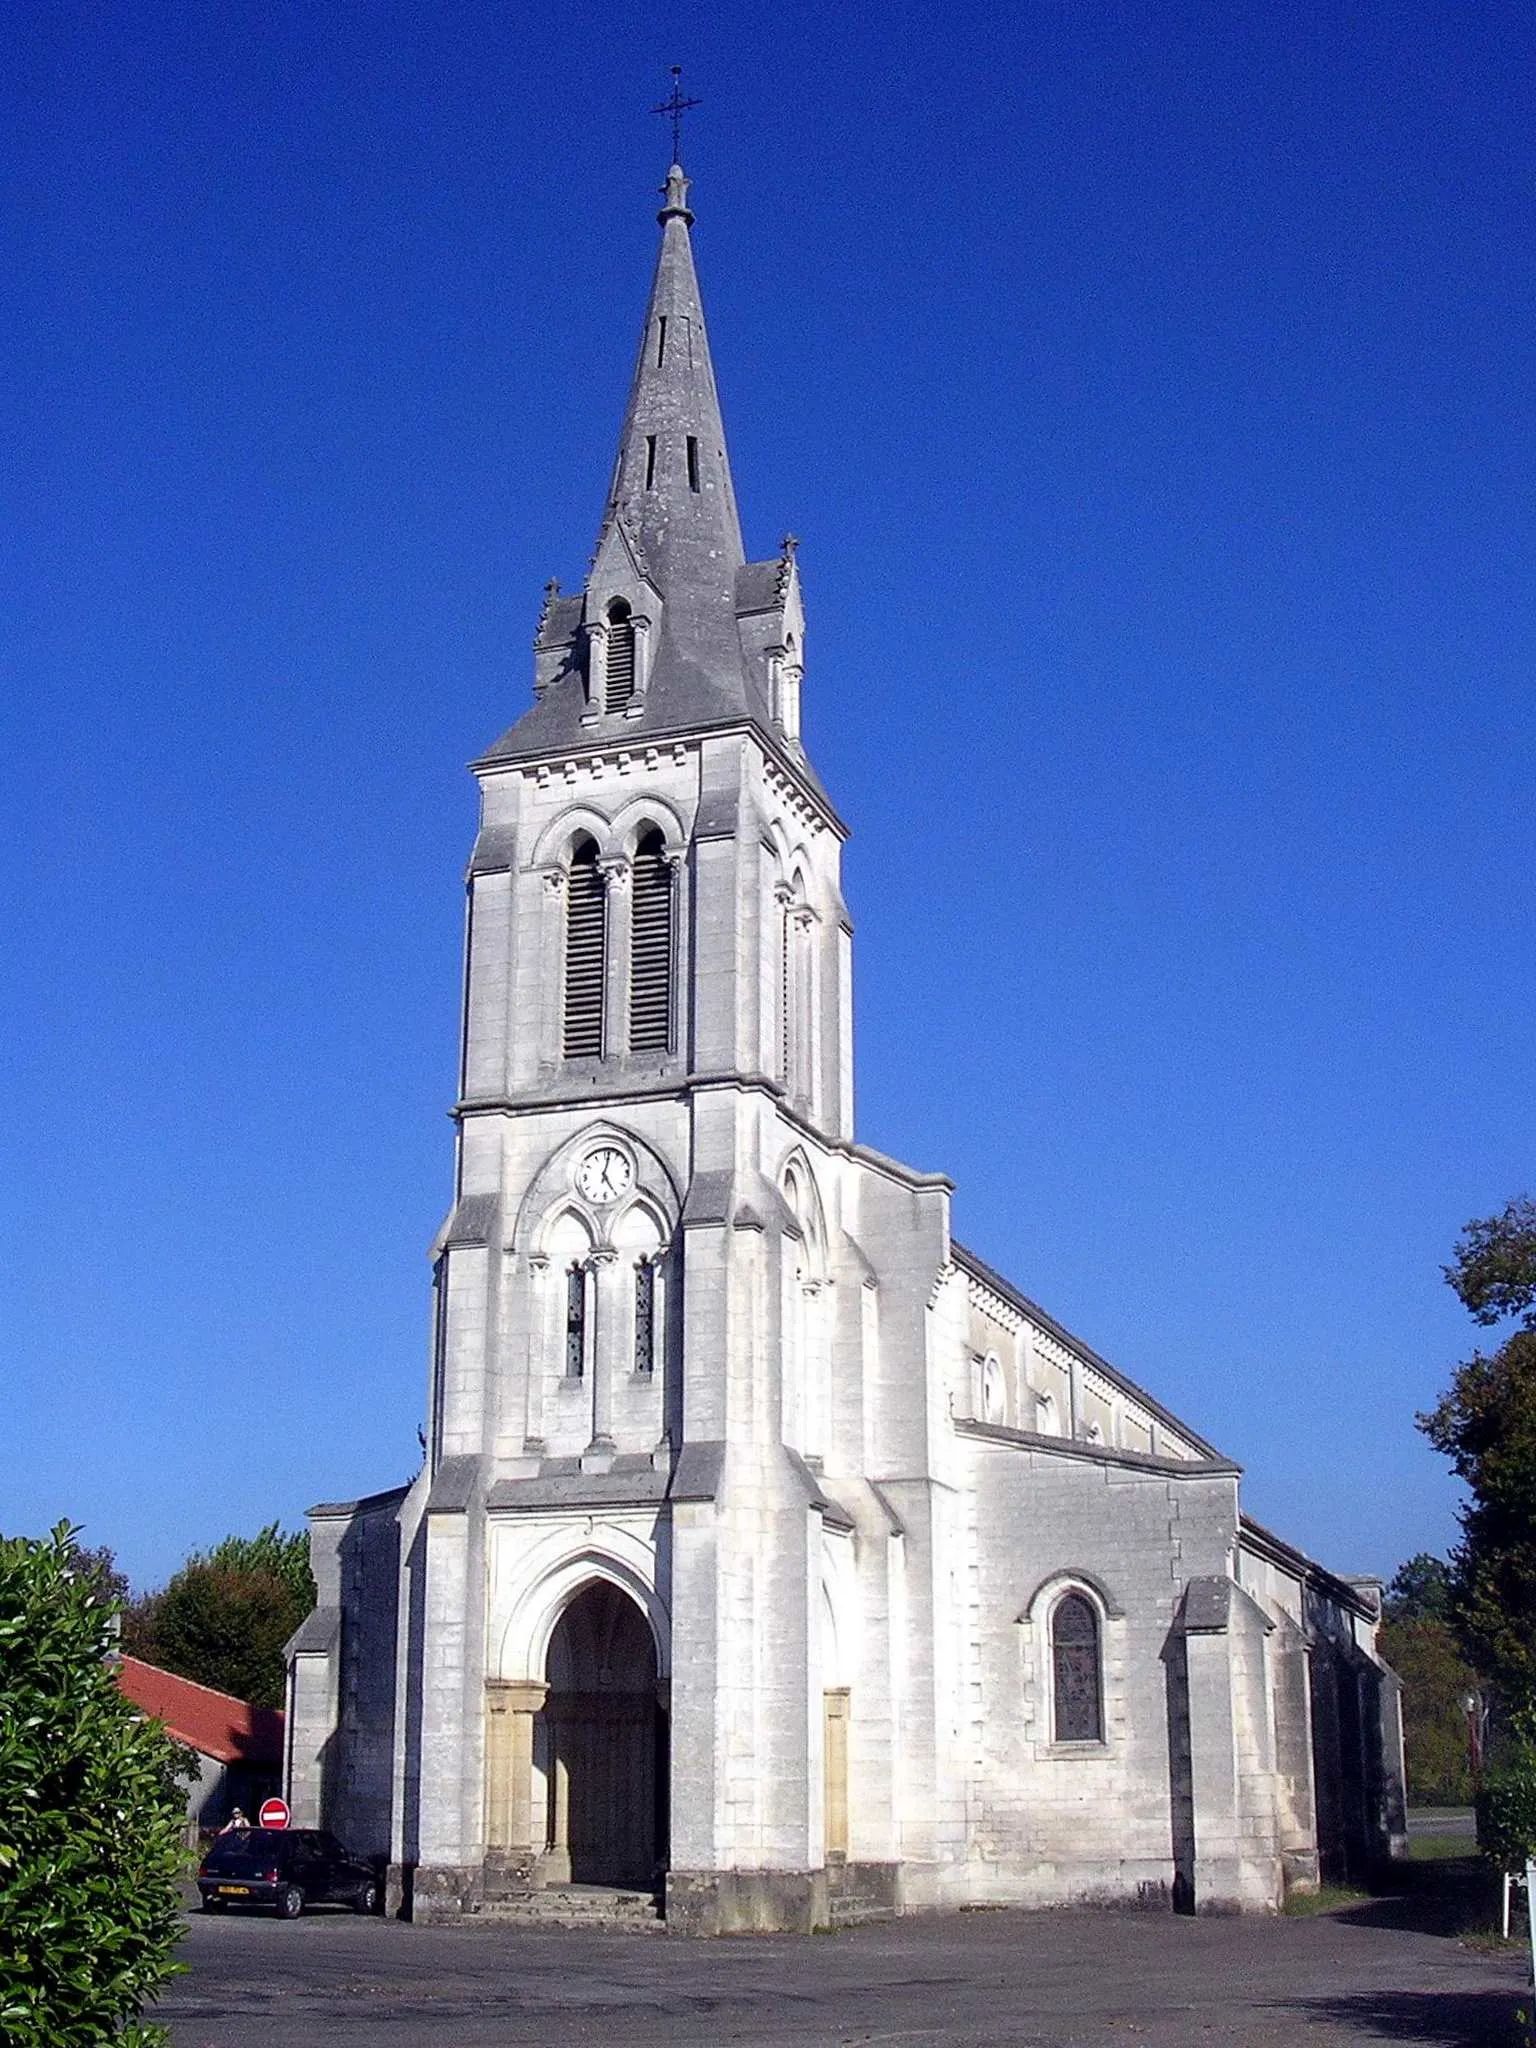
[{"left": 258, "top": 1797, "right": 290, "bottom": 1830}]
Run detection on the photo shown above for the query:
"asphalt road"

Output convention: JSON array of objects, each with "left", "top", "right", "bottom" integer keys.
[{"left": 159, "top": 1895, "right": 1526, "bottom": 2048}]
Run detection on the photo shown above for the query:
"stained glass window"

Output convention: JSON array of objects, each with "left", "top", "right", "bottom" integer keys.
[
  {"left": 565, "top": 1264, "right": 587, "bottom": 1378},
  {"left": 1052, "top": 1593, "right": 1103, "bottom": 1743},
  {"left": 634, "top": 1257, "right": 656, "bottom": 1376}
]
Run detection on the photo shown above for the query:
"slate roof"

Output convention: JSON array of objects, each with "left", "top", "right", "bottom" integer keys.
[{"left": 115, "top": 1655, "right": 284, "bottom": 1766}]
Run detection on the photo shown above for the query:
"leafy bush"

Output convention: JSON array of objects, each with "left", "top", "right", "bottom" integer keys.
[
  {"left": 0, "top": 1523, "right": 187, "bottom": 2047},
  {"left": 1476, "top": 1755, "right": 1536, "bottom": 1873}
]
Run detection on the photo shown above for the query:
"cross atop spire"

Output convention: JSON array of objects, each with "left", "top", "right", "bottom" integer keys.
[{"left": 651, "top": 66, "right": 700, "bottom": 166}]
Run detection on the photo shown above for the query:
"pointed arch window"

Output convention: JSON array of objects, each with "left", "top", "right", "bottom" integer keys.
[
  {"left": 628, "top": 828, "right": 673, "bottom": 1051},
  {"left": 562, "top": 838, "right": 606, "bottom": 1058},
  {"left": 604, "top": 599, "right": 636, "bottom": 713},
  {"left": 634, "top": 1256, "right": 657, "bottom": 1376},
  {"left": 1051, "top": 1593, "right": 1104, "bottom": 1743},
  {"left": 564, "top": 1262, "right": 589, "bottom": 1378}
]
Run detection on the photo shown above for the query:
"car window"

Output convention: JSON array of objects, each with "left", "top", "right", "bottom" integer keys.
[{"left": 201, "top": 1835, "right": 274, "bottom": 1875}]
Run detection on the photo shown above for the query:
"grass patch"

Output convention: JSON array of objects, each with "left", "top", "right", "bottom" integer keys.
[
  {"left": 1411, "top": 1834, "right": 1481, "bottom": 1861},
  {"left": 1284, "top": 1885, "right": 1370, "bottom": 1917}
]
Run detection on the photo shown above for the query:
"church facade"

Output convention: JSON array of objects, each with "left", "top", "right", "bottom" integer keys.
[{"left": 284, "top": 164, "right": 1406, "bottom": 1931}]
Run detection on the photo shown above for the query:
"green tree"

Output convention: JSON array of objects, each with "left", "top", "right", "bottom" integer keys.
[
  {"left": 1378, "top": 1611, "right": 1476, "bottom": 1804},
  {"left": 123, "top": 1524, "right": 314, "bottom": 1711},
  {"left": 1378, "top": 1551, "right": 1475, "bottom": 1804},
  {"left": 1382, "top": 1551, "right": 1453, "bottom": 1623},
  {"left": 1419, "top": 1195, "right": 1536, "bottom": 1733},
  {"left": 0, "top": 1523, "right": 187, "bottom": 2048}
]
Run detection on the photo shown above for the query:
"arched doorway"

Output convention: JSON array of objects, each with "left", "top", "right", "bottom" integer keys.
[{"left": 540, "top": 1579, "right": 666, "bottom": 1887}]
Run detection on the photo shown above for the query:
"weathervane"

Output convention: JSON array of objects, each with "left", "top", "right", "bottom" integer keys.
[{"left": 652, "top": 65, "right": 701, "bottom": 165}]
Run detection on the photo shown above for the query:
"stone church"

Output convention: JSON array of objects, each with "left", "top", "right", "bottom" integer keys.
[{"left": 285, "top": 162, "right": 1407, "bottom": 1930}]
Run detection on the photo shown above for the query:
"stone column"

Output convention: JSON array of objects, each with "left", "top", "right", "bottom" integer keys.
[
  {"left": 599, "top": 856, "right": 631, "bottom": 1060},
  {"left": 629, "top": 613, "right": 653, "bottom": 711},
  {"left": 773, "top": 882, "right": 794, "bottom": 1085},
  {"left": 538, "top": 867, "right": 565, "bottom": 1071},
  {"left": 586, "top": 1247, "right": 621, "bottom": 1458},
  {"left": 485, "top": 1679, "right": 549, "bottom": 1888},
  {"left": 522, "top": 1254, "right": 550, "bottom": 1453},
  {"left": 582, "top": 617, "right": 608, "bottom": 720},
  {"left": 824, "top": 1688, "right": 851, "bottom": 1859},
  {"left": 538, "top": 1709, "right": 573, "bottom": 1885},
  {"left": 781, "top": 660, "right": 803, "bottom": 740}
]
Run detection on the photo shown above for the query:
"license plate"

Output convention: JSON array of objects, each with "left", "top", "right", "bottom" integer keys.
[{"left": 217, "top": 1885, "right": 251, "bottom": 1896}]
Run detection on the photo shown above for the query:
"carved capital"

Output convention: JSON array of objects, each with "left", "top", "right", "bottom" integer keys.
[
  {"left": 598, "top": 855, "right": 631, "bottom": 892},
  {"left": 540, "top": 866, "right": 567, "bottom": 897}
]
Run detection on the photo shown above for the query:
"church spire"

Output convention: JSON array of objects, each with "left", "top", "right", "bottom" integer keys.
[
  {"left": 481, "top": 155, "right": 834, "bottom": 805},
  {"left": 597, "top": 162, "right": 745, "bottom": 617}
]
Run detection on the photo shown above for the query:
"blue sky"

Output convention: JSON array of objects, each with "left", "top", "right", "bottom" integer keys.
[{"left": 3, "top": 0, "right": 1531, "bottom": 1590}]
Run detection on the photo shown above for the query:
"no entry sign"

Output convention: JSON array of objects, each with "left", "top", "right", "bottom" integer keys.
[{"left": 258, "top": 1797, "right": 290, "bottom": 1830}]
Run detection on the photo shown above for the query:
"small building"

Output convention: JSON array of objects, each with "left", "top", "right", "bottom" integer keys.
[{"left": 116, "top": 1655, "right": 283, "bottom": 1835}]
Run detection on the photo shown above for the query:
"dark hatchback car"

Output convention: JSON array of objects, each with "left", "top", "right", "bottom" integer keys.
[{"left": 197, "top": 1828, "right": 380, "bottom": 1918}]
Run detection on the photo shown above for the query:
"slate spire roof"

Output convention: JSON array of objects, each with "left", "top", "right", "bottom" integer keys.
[
  {"left": 601, "top": 163, "right": 745, "bottom": 606},
  {"left": 477, "top": 166, "right": 828, "bottom": 806}
]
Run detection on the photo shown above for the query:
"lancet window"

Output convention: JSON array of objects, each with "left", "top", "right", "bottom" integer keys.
[
  {"left": 604, "top": 599, "right": 636, "bottom": 713},
  {"left": 634, "top": 1257, "right": 657, "bottom": 1376},
  {"left": 1051, "top": 1593, "right": 1104, "bottom": 1743},
  {"left": 563, "top": 838, "right": 606, "bottom": 1058},
  {"left": 629, "top": 828, "right": 673, "bottom": 1051},
  {"left": 564, "top": 1263, "right": 588, "bottom": 1378}
]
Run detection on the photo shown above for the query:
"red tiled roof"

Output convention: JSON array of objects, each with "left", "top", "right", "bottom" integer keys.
[{"left": 115, "top": 1656, "right": 284, "bottom": 1767}]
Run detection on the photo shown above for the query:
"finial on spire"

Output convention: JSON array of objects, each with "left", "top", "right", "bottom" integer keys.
[
  {"left": 652, "top": 65, "right": 701, "bottom": 166},
  {"left": 658, "top": 162, "right": 694, "bottom": 226}
]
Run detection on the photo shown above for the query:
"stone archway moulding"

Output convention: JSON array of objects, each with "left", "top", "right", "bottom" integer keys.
[
  {"left": 1017, "top": 1566, "right": 1125, "bottom": 1625},
  {"left": 511, "top": 1120, "right": 682, "bottom": 1257},
  {"left": 490, "top": 1527, "right": 671, "bottom": 1683}
]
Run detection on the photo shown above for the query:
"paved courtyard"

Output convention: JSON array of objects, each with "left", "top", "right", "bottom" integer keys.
[{"left": 160, "top": 1895, "right": 1525, "bottom": 2048}]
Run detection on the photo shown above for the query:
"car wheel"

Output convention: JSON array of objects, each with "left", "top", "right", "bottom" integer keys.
[
  {"left": 276, "top": 1885, "right": 304, "bottom": 1920},
  {"left": 200, "top": 1896, "right": 227, "bottom": 1913},
  {"left": 354, "top": 1881, "right": 380, "bottom": 1916}
]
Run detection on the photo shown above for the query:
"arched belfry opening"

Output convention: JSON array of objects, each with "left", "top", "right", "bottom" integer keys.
[{"left": 538, "top": 1579, "right": 666, "bottom": 1888}]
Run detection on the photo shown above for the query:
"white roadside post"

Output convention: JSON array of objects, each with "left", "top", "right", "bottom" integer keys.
[{"left": 1526, "top": 1857, "right": 1536, "bottom": 1982}]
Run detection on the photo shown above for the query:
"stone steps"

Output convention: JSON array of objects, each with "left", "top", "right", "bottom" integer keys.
[{"left": 472, "top": 1883, "right": 666, "bottom": 1932}]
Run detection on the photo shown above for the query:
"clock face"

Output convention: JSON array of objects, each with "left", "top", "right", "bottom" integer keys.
[{"left": 575, "top": 1145, "right": 633, "bottom": 1205}]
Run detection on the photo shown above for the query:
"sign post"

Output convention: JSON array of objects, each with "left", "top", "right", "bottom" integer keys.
[{"left": 258, "top": 1796, "right": 290, "bottom": 1831}]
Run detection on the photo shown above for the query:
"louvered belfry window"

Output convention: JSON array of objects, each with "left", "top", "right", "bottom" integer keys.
[
  {"left": 1051, "top": 1593, "right": 1104, "bottom": 1743},
  {"left": 562, "top": 839, "right": 606, "bottom": 1058},
  {"left": 604, "top": 599, "right": 636, "bottom": 714},
  {"left": 628, "top": 828, "right": 673, "bottom": 1051}
]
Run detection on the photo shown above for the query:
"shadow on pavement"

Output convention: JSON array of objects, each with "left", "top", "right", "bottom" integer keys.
[
  {"left": 1278, "top": 1989, "right": 1523, "bottom": 2046},
  {"left": 1330, "top": 1856, "right": 1503, "bottom": 1939}
]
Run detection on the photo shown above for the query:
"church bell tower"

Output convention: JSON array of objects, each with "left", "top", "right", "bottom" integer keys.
[{"left": 400, "top": 155, "right": 886, "bottom": 1929}]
